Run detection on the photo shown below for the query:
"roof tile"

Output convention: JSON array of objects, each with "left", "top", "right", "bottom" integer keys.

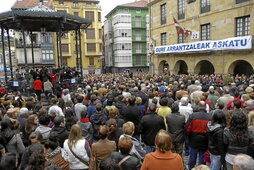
[{"left": 12, "top": 0, "right": 53, "bottom": 9}]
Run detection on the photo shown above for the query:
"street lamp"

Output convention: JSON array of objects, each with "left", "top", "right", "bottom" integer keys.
[{"left": 149, "top": 39, "right": 156, "bottom": 74}]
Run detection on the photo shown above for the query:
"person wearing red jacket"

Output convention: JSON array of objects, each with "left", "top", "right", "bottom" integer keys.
[{"left": 34, "top": 77, "right": 43, "bottom": 101}]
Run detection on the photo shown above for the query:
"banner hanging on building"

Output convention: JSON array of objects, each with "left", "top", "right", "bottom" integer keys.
[{"left": 155, "top": 36, "right": 252, "bottom": 54}]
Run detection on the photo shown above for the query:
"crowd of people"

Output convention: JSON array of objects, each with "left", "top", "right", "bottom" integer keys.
[{"left": 0, "top": 68, "right": 254, "bottom": 170}]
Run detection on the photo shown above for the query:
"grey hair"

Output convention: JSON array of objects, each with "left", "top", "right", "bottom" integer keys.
[{"left": 233, "top": 154, "right": 254, "bottom": 170}]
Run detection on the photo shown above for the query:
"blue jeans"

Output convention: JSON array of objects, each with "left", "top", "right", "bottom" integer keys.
[
  {"left": 188, "top": 147, "right": 205, "bottom": 170},
  {"left": 210, "top": 154, "right": 221, "bottom": 170},
  {"left": 144, "top": 144, "right": 156, "bottom": 154}
]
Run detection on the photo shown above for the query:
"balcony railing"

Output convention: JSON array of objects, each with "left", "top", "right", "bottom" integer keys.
[{"left": 132, "top": 21, "right": 147, "bottom": 28}]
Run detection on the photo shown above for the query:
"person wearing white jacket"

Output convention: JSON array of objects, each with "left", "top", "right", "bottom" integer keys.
[{"left": 63, "top": 124, "right": 91, "bottom": 170}]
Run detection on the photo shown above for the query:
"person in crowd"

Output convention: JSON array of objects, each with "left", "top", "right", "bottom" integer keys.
[
  {"left": 141, "top": 130, "right": 184, "bottom": 170},
  {"left": 53, "top": 80, "right": 63, "bottom": 99},
  {"left": 35, "top": 114, "right": 52, "bottom": 141},
  {"left": 17, "top": 107, "right": 30, "bottom": 145},
  {"left": 107, "top": 118, "right": 123, "bottom": 147},
  {"left": 122, "top": 96, "right": 141, "bottom": 140},
  {"left": 44, "top": 78, "right": 53, "bottom": 104},
  {"left": 48, "top": 98, "right": 64, "bottom": 117},
  {"left": 33, "top": 76, "right": 43, "bottom": 101},
  {"left": 98, "top": 84, "right": 107, "bottom": 98},
  {"left": 166, "top": 103, "right": 185, "bottom": 156},
  {"left": 99, "top": 157, "right": 120, "bottom": 170},
  {"left": 62, "top": 89, "right": 71, "bottom": 104},
  {"left": 217, "top": 86, "right": 234, "bottom": 108},
  {"left": 92, "top": 125, "right": 116, "bottom": 167},
  {"left": 186, "top": 101, "right": 212, "bottom": 170},
  {"left": 74, "top": 95, "right": 87, "bottom": 119},
  {"left": 63, "top": 124, "right": 91, "bottom": 170},
  {"left": 208, "top": 110, "right": 226, "bottom": 170},
  {"left": 26, "top": 152, "right": 46, "bottom": 170},
  {"left": 120, "top": 121, "right": 146, "bottom": 161},
  {"left": 140, "top": 103, "right": 166, "bottom": 153},
  {"left": 108, "top": 107, "right": 124, "bottom": 128},
  {"left": 77, "top": 110, "right": 93, "bottom": 144},
  {"left": 175, "top": 84, "right": 188, "bottom": 101},
  {"left": 207, "top": 86, "right": 219, "bottom": 111},
  {"left": 50, "top": 116, "right": 69, "bottom": 148},
  {"left": 232, "top": 154, "right": 254, "bottom": 170},
  {"left": 0, "top": 153, "right": 17, "bottom": 170},
  {"left": 223, "top": 110, "right": 254, "bottom": 170},
  {"left": 157, "top": 97, "right": 172, "bottom": 130},
  {"left": 20, "top": 131, "right": 44, "bottom": 170},
  {"left": 87, "top": 95, "right": 98, "bottom": 118},
  {"left": 111, "top": 137, "right": 140, "bottom": 170},
  {"left": 227, "top": 91, "right": 244, "bottom": 110},
  {"left": 65, "top": 108, "right": 77, "bottom": 131},
  {"left": 44, "top": 132, "right": 70, "bottom": 170},
  {"left": 90, "top": 103, "right": 108, "bottom": 141},
  {"left": 0, "top": 119, "right": 25, "bottom": 159}
]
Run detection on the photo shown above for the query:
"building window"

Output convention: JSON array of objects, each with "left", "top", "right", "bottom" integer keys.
[
  {"left": 86, "top": 11, "right": 94, "bottom": 22},
  {"left": 178, "top": 0, "right": 185, "bottom": 20},
  {"left": 201, "top": 0, "right": 210, "bottom": 13},
  {"left": 99, "top": 43, "right": 102, "bottom": 52},
  {"left": 89, "top": 57, "right": 95, "bottom": 66},
  {"left": 57, "top": 10, "right": 66, "bottom": 13},
  {"left": 201, "top": 23, "right": 210, "bottom": 40},
  {"left": 123, "top": 8, "right": 129, "bottom": 13},
  {"left": 178, "top": 34, "right": 186, "bottom": 43},
  {"left": 135, "top": 16, "right": 142, "bottom": 27},
  {"left": 99, "top": 29, "right": 102, "bottom": 39},
  {"left": 73, "top": 12, "right": 79, "bottom": 16},
  {"left": 73, "top": 2, "right": 78, "bottom": 7},
  {"left": 236, "top": 16, "right": 250, "bottom": 36},
  {"left": 98, "top": 12, "right": 101, "bottom": 22},
  {"left": 58, "top": 1, "right": 64, "bottom": 5},
  {"left": 136, "top": 9, "right": 141, "bottom": 13},
  {"left": 161, "top": 4, "right": 166, "bottom": 25},
  {"left": 87, "top": 43, "right": 96, "bottom": 52},
  {"left": 135, "top": 56, "right": 142, "bottom": 65},
  {"left": 161, "top": 32, "right": 167, "bottom": 45},
  {"left": 42, "top": 50, "right": 54, "bottom": 60},
  {"left": 136, "top": 43, "right": 142, "bottom": 53},
  {"left": 86, "top": 29, "right": 95, "bottom": 39},
  {"left": 236, "top": 0, "right": 250, "bottom": 4},
  {"left": 61, "top": 44, "right": 69, "bottom": 53},
  {"left": 136, "top": 30, "right": 141, "bottom": 40}
]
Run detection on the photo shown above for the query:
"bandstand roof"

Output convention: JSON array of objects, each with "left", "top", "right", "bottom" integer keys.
[{"left": 0, "top": 4, "right": 91, "bottom": 31}]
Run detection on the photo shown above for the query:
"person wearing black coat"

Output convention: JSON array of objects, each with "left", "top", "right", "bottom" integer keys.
[
  {"left": 111, "top": 137, "right": 140, "bottom": 170},
  {"left": 50, "top": 116, "right": 69, "bottom": 148},
  {"left": 166, "top": 103, "right": 185, "bottom": 156},
  {"left": 122, "top": 96, "right": 141, "bottom": 140},
  {"left": 140, "top": 103, "right": 166, "bottom": 153},
  {"left": 208, "top": 110, "right": 226, "bottom": 170}
]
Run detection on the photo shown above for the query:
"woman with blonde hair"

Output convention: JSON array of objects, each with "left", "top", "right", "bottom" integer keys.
[
  {"left": 141, "top": 130, "right": 184, "bottom": 170},
  {"left": 63, "top": 124, "right": 91, "bottom": 170},
  {"left": 248, "top": 111, "right": 254, "bottom": 132}
]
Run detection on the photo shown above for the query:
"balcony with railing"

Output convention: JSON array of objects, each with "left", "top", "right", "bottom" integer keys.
[
  {"left": 132, "top": 21, "right": 147, "bottom": 28},
  {"left": 15, "top": 39, "right": 41, "bottom": 48}
]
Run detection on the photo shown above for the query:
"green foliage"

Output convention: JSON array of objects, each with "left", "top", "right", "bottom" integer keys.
[{"left": 223, "top": 76, "right": 233, "bottom": 84}]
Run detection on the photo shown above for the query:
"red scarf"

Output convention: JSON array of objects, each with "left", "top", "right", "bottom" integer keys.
[{"left": 80, "top": 117, "right": 90, "bottom": 122}]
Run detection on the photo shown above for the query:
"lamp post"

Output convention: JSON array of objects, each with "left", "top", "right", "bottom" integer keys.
[{"left": 149, "top": 38, "right": 156, "bottom": 74}]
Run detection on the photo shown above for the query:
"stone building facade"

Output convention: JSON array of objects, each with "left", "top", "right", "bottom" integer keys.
[{"left": 148, "top": 0, "right": 254, "bottom": 75}]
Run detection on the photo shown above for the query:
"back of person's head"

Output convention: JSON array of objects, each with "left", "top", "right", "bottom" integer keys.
[
  {"left": 159, "top": 97, "right": 168, "bottom": 106},
  {"left": 98, "top": 125, "right": 108, "bottom": 139},
  {"left": 77, "top": 95, "right": 84, "bottom": 103},
  {"left": 51, "top": 98, "right": 59, "bottom": 105},
  {"left": 109, "top": 107, "right": 119, "bottom": 118},
  {"left": 39, "top": 114, "right": 51, "bottom": 126},
  {"left": 215, "top": 101, "right": 224, "bottom": 110},
  {"left": 135, "top": 97, "right": 142, "bottom": 105},
  {"left": 191, "top": 165, "right": 211, "bottom": 170},
  {"left": 155, "top": 130, "right": 172, "bottom": 153},
  {"left": 171, "top": 103, "right": 179, "bottom": 113},
  {"left": 0, "top": 153, "right": 17, "bottom": 170},
  {"left": 45, "top": 132, "right": 59, "bottom": 151},
  {"left": 118, "top": 137, "right": 133, "bottom": 155},
  {"left": 149, "top": 103, "right": 157, "bottom": 112},
  {"left": 233, "top": 100, "right": 241, "bottom": 109},
  {"left": 212, "top": 110, "right": 226, "bottom": 126},
  {"left": 198, "top": 101, "right": 206, "bottom": 110},
  {"left": 29, "top": 131, "right": 43, "bottom": 143},
  {"left": 128, "top": 96, "right": 136, "bottom": 105},
  {"left": 12, "top": 100, "right": 20, "bottom": 108},
  {"left": 107, "top": 118, "right": 117, "bottom": 135},
  {"left": 53, "top": 116, "right": 64, "bottom": 127},
  {"left": 80, "top": 110, "right": 87, "bottom": 118},
  {"left": 180, "top": 96, "right": 188, "bottom": 104},
  {"left": 68, "top": 124, "right": 83, "bottom": 147},
  {"left": 96, "top": 103, "right": 103, "bottom": 112},
  {"left": 230, "top": 110, "right": 248, "bottom": 138},
  {"left": 27, "top": 152, "right": 45, "bottom": 170},
  {"left": 38, "top": 108, "right": 47, "bottom": 117},
  {"left": 248, "top": 111, "right": 254, "bottom": 126},
  {"left": 99, "top": 157, "right": 120, "bottom": 170},
  {"left": 122, "top": 121, "right": 135, "bottom": 136},
  {"left": 233, "top": 154, "right": 254, "bottom": 170},
  {"left": 107, "top": 98, "right": 114, "bottom": 106}
]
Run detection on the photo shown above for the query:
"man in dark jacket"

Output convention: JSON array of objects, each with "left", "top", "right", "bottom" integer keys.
[
  {"left": 140, "top": 103, "right": 165, "bottom": 153},
  {"left": 50, "top": 116, "right": 69, "bottom": 148},
  {"left": 122, "top": 96, "right": 141, "bottom": 140},
  {"left": 166, "top": 103, "right": 185, "bottom": 156},
  {"left": 186, "top": 101, "right": 212, "bottom": 170}
]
